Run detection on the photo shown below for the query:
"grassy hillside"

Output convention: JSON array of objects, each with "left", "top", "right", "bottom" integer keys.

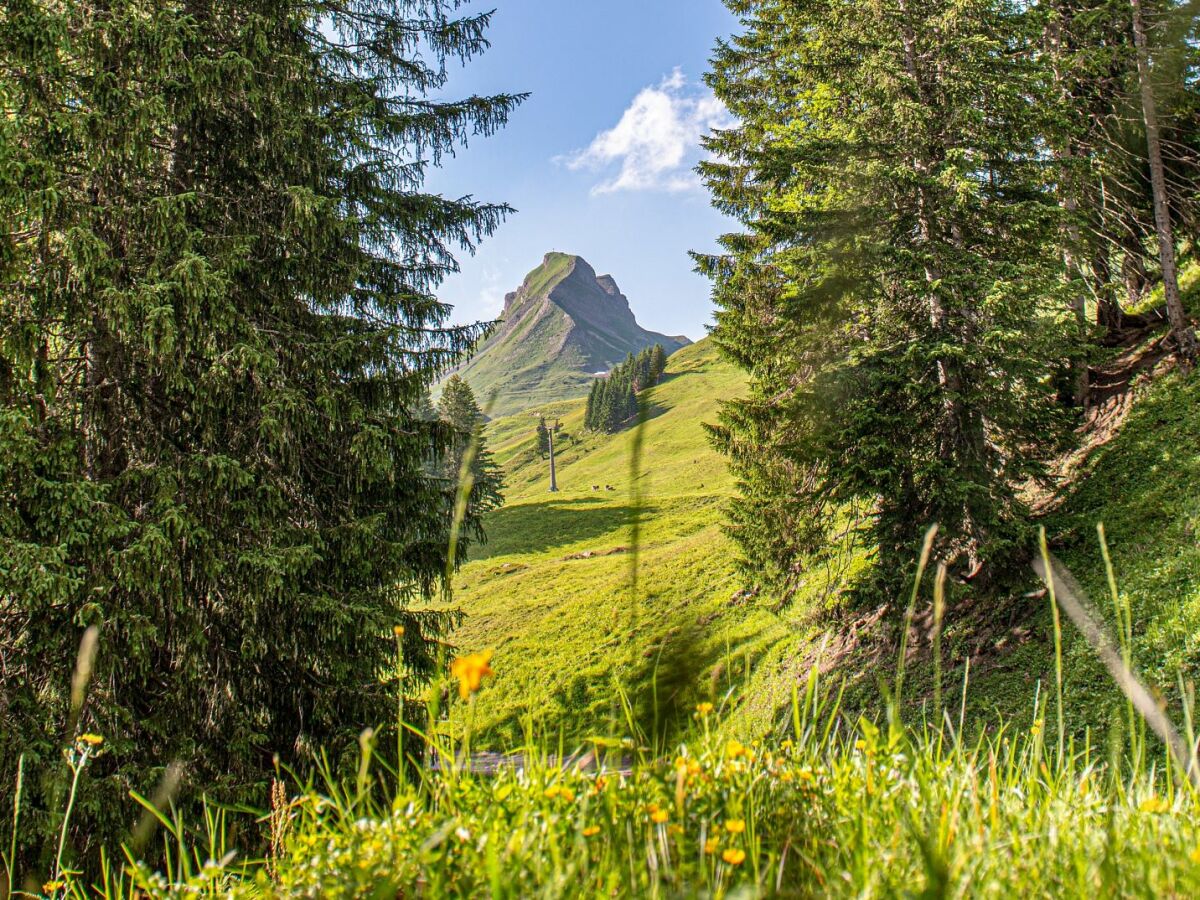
[
  {"left": 445, "top": 320, "right": 1200, "bottom": 751},
  {"left": 443, "top": 339, "right": 778, "bottom": 746}
]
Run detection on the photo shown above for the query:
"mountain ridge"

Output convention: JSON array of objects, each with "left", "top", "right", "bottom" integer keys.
[{"left": 452, "top": 253, "right": 691, "bottom": 416}]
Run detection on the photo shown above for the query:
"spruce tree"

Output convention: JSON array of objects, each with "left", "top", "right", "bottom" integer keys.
[
  {"left": 437, "top": 375, "right": 504, "bottom": 516},
  {"left": 0, "top": 0, "right": 521, "bottom": 858},
  {"left": 650, "top": 344, "right": 668, "bottom": 383},
  {"left": 701, "top": 0, "right": 1071, "bottom": 598}
]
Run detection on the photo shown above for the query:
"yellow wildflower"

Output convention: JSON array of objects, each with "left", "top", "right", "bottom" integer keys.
[
  {"left": 43, "top": 881, "right": 64, "bottom": 894},
  {"left": 724, "top": 739, "right": 746, "bottom": 759},
  {"left": 1139, "top": 796, "right": 1170, "bottom": 814},
  {"left": 1189, "top": 846, "right": 1200, "bottom": 865},
  {"left": 543, "top": 784, "right": 574, "bottom": 801},
  {"left": 724, "top": 818, "right": 745, "bottom": 834},
  {"left": 582, "top": 826, "right": 601, "bottom": 838},
  {"left": 650, "top": 809, "right": 669, "bottom": 824},
  {"left": 393, "top": 625, "right": 405, "bottom": 637},
  {"left": 704, "top": 836, "right": 720, "bottom": 854},
  {"left": 450, "top": 650, "right": 494, "bottom": 700},
  {"left": 722, "top": 847, "right": 746, "bottom": 866},
  {"left": 696, "top": 702, "right": 714, "bottom": 715},
  {"left": 79, "top": 733, "right": 104, "bottom": 746}
]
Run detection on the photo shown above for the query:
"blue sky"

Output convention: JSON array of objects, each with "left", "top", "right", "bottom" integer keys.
[{"left": 426, "top": 0, "right": 738, "bottom": 341}]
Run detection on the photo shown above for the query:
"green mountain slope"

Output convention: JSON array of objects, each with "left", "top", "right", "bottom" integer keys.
[
  {"left": 444, "top": 338, "right": 770, "bottom": 745},
  {"left": 445, "top": 328, "right": 1200, "bottom": 751},
  {"left": 451, "top": 253, "right": 691, "bottom": 417}
]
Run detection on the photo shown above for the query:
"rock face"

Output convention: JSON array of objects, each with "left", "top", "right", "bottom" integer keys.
[{"left": 452, "top": 253, "right": 691, "bottom": 416}]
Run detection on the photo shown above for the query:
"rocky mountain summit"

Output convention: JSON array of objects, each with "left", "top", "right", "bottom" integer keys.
[{"left": 452, "top": 253, "right": 690, "bottom": 416}]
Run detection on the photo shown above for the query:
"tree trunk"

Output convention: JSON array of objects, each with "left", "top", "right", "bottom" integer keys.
[{"left": 1131, "top": 0, "right": 1198, "bottom": 366}]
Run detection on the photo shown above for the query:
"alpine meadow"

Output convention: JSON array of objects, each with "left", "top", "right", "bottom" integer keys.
[{"left": 2, "top": 1, "right": 1200, "bottom": 898}]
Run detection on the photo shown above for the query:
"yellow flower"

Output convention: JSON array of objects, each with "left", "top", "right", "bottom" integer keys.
[
  {"left": 705, "top": 836, "right": 720, "bottom": 854},
  {"left": 582, "top": 826, "right": 601, "bottom": 838},
  {"left": 1189, "top": 845, "right": 1200, "bottom": 865},
  {"left": 854, "top": 739, "right": 867, "bottom": 751},
  {"left": 650, "top": 809, "right": 669, "bottom": 824},
  {"left": 1139, "top": 796, "right": 1170, "bottom": 814},
  {"left": 1030, "top": 719, "right": 1044, "bottom": 737},
  {"left": 722, "top": 847, "right": 746, "bottom": 866},
  {"left": 43, "top": 881, "right": 64, "bottom": 894},
  {"left": 696, "top": 702, "right": 714, "bottom": 715},
  {"left": 393, "top": 625, "right": 405, "bottom": 637},
  {"left": 450, "top": 650, "right": 494, "bottom": 700},
  {"left": 724, "top": 739, "right": 746, "bottom": 759},
  {"left": 724, "top": 818, "right": 746, "bottom": 834},
  {"left": 79, "top": 733, "right": 104, "bottom": 746}
]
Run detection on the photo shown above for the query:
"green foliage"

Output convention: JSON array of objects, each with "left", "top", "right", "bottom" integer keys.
[
  {"left": 38, "top": 653, "right": 1200, "bottom": 898},
  {"left": 584, "top": 345, "right": 666, "bottom": 433},
  {"left": 700, "top": 0, "right": 1075, "bottom": 600},
  {"left": 0, "top": 0, "right": 519, "bottom": 865},
  {"left": 437, "top": 376, "right": 504, "bottom": 520}
]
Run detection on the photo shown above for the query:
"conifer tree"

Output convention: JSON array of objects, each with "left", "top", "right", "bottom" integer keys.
[
  {"left": 0, "top": 0, "right": 521, "bottom": 857},
  {"left": 650, "top": 344, "right": 668, "bottom": 382},
  {"left": 701, "top": 0, "right": 1071, "bottom": 598},
  {"left": 437, "top": 375, "right": 504, "bottom": 515}
]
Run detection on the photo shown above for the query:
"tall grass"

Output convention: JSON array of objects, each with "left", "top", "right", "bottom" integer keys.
[{"left": 8, "top": 528, "right": 1200, "bottom": 898}]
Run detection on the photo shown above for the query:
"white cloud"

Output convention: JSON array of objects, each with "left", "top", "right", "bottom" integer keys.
[{"left": 561, "top": 69, "right": 732, "bottom": 195}]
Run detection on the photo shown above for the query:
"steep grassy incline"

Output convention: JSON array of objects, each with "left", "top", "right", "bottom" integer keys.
[
  {"left": 443, "top": 339, "right": 785, "bottom": 746},
  {"left": 444, "top": 323, "right": 1200, "bottom": 751}
]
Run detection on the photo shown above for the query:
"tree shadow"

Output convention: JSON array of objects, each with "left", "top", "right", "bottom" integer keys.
[{"left": 471, "top": 496, "right": 661, "bottom": 560}]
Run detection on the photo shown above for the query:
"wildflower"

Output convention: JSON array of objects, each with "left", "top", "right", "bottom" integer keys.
[
  {"left": 393, "top": 625, "right": 405, "bottom": 637},
  {"left": 1139, "top": 796, "right": 1170, "bottom": 814},
  {"left": 724, "top": 739, "right": 747, "bottom": 759},
  {"left": 854, "top": 739, "right": 867, "bottom": 751},
  {"left": 704, "top": 836, "right": 720, "bottom": 854},
  {"left": 696, "top": 702, "right": 714, "bottom": 715},
  {"left": 650, "top": 809, "right": 669, "bottom": 824},
  {"left": 582, "top": 826, "right": 601, "bottom": 838},
  {"left": 1190, "top": 846, "right": 1200, "bottom": 865},
  {"left": 543, "top": 784, "right": 574, "bottom": 802},
  {"left": 722, "top": 847, "right": 746, "bottom": 866},
  {"left": 450, "top": 650, "right": 494, "bottom": 700},
  {"left": 43, "top": 881, "right": 64, "bottom": 894},
  {"left": 724, "top": 818, "right": 745, "bottom": 834},
  {"left": 79, "top": 733, "right": 103, "bottom": 746},
  {"left": 1030, "top": 720, "right": 1044, "bottom": 737}
]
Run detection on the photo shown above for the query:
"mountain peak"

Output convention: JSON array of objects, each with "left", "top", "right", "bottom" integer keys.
[{"left": 454, "top": 253, "right": 692, "bottom": 416}]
